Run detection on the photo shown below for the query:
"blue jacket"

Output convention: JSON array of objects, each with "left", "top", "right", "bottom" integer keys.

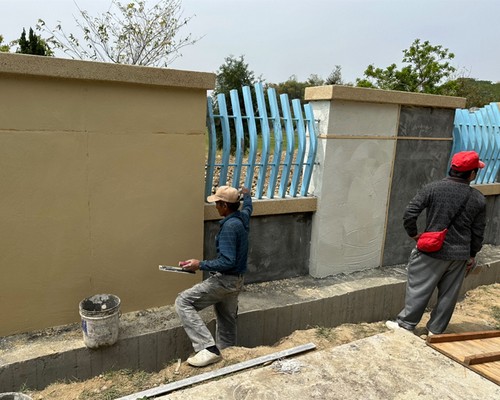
[{"left": 200, "top": 193, "right": 253, "bottom": 274}]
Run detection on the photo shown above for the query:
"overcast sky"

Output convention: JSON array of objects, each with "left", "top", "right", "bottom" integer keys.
[{"left": 1, "top": 0, "right": 499, "bottom": 84}]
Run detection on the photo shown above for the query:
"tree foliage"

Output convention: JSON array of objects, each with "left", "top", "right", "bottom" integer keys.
[
  {"left": 37, "top": 0, "right": 197, "bottom": 67},
  {"left": 356, "top": 39, "right": 456, "bottom": 94},
  {"left": 269, "top": 66, "right": 346, "bottom": 105},
  {"left": 452, "top": 78, "right": 500, "bottom": 109},
  {"left": 17, "top": 28, "right": 52, "bottom": 56},
  {"left": 0, "top": 35, "right": 11, "bottom": 52},
  {"left": 268, "top": 75, "right": 308, "bottom": 105},
  {"left": 213, "top": 55, "right": 257, "bottom": 99},
  {"left": 325, "top": 65, "right": 344, "bottom": 85}
]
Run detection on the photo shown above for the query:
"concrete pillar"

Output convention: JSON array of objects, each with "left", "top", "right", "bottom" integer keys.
[{"left": 305, "top": 86, "right": 465, "bottom": 277}]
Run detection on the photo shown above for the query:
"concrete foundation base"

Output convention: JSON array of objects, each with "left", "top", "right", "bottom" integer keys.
[{"left": 1, "top": 246, "right": 499, "bottom": 392}]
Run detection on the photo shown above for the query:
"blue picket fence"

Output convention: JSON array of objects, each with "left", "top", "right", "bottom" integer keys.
[
  {"left": 452, "top": 102, "right": 500, "bottom": 184},
  {"left": 205, "top": 82, "right": 318, "bottom": 199}
]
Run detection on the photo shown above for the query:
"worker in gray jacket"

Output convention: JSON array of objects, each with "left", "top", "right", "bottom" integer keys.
[{"left": 387, "top": 151, "right": 486, "bottom": 336}]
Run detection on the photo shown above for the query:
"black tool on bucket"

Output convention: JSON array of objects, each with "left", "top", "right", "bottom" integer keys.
[{"left": 159, "top": 265, "right": 196, "bottom": 274}]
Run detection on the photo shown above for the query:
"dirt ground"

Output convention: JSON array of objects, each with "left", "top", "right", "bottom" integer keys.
[{"left": 23, "top": 282, "right": 500, "bottom": 400}]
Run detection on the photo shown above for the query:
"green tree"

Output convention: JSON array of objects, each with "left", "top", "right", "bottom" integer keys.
[
  {"left": 451, "top": 78, "right": 498, "bottom": 109},
  {"left": 37, "top": 0, "right": 197, "bottom": 66},
  {"left": 356, "top": 39, "right": 456, "bottom": 94},
  {"left": 0, "top": 35, "right": 11, "bottom": 52},
  {"left": 212, "top": 55, "right": 259, "bottom": 153},
  {"left": 16, "top": 28, "right": 52, "bottom": 56},
  {"left": 325, "top": 65, "right": 344, "bottom": 85},
  {"left": 306, "top": 74, "right": 324, "bottom": 86},
  {"left": 268, "top": 75, "right": 308, "bottom": 104}
]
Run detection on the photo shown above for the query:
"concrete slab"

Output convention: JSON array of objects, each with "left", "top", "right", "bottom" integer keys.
[{"left": 160, "top": 331, "right": 500, "bottom": 400}]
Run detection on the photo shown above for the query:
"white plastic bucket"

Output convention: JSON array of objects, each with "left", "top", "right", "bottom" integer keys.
[
  {"left": 79, "top": 294, "right": 121, "bottom": 349},
  {"left": 0, "top": 393, "right": 32, "bottom": 400}
]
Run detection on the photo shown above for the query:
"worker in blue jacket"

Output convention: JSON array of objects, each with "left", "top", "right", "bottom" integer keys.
[{"left": 176, "top": 186, "right": 252, "bottom": 367}]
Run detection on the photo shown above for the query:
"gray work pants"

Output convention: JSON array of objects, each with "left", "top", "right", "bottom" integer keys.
[
  {"left": 397, "top": 248, "right": 467, "bottom": 334},
  {"left": 175, "top": 272, "right": 244, "bottom": 352}
]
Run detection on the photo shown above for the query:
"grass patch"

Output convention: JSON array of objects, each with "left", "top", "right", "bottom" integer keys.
[
  {"left": 314, "top": 326, "right": 337, "bottom": 340},
  {"left": 491, "top": 306, "right": 500, "bottom": 329},
  {"left": 78, "top": 369, "right": 154, "bottom": 400},
  {"left": 80, "top": 387, "right": 123, "bottom": 400}
]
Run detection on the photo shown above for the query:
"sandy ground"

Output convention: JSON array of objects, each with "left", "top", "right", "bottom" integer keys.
[{"left": 21, "top": 282, "right": 500, "bottom": 400}]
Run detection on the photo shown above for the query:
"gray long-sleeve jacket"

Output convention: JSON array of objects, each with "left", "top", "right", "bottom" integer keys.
[{"left": 403, "top": 176, "right": 486, "bottom": 260}]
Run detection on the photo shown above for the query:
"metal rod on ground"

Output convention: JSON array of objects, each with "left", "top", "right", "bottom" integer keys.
[{"left": 116, "top": 343, "right": 317, "bottom": 400}]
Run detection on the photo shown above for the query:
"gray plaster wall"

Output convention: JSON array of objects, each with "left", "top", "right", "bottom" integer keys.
[
  {"left": 484, "top": 195, "right": 500, "bottom": 245},
  {"left": 382, "top": 106, "right": 455, "bottom": 266},
  {"left": 204, "top": 213, "right": 312, "bottom": 284}
]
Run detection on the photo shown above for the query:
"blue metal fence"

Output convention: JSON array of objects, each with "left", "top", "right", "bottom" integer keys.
[
  {"left": 452, "top": 102, "right": 500, "bottom": 184},
  {"left": 205, "top": 83, "right": 318, "bottom": 199}
]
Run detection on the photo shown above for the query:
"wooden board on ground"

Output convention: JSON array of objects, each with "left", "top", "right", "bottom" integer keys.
[{"left": 426, "top": 330, "right": 500, "bottom": 385}]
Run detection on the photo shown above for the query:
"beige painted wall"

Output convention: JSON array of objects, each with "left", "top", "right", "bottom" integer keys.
[{"left": 0, "top": 53, "right": 215, "bottom": 336}]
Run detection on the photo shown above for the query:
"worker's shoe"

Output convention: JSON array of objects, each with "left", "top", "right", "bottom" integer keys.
[
  {"left": 187, "top": 349, "right": 222, "bottom": 367},
  {"left": 385, "top": 320, "right": 413, "bottom": 334}
]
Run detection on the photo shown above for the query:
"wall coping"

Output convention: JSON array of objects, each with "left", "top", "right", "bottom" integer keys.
[
  {"left": 0, "top": 52, "right": 215, "bottom": 90},
  {"left": 474, "top": 183, "right": 500, "bottom": 196},
  {"left": 305, "top": 85, "right": 466, "bottom": 109},
  {"left": 203, "top": 184, "right": 498, "bottom": 220},
  {"left": 204, "top": 197, "right": 318, "bottom": 221}
]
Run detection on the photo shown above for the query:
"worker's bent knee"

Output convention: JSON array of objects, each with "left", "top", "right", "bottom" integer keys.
[{"left": 174, "top": 293, "right": 187, "bottom": 313}]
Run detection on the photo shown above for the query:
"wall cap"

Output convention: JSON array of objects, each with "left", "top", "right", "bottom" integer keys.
[
  {"left": 204, "top": 197, "right": 318, "bottom": 221},
  {"left": 0, "top": 52, "right": 215, "bottom": 90},
  {"left": 305, "top": 85, "right": 466, "bottom": 109},
  {"left": 474, "top": 183, "right": 500, "bottom": 196}
]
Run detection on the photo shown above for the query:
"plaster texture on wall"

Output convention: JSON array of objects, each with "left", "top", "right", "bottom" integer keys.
[
  {"left": 310, "top": 138, "right": 395, "bottom": 277},
  {"left": 307, "top": 87, "right": 468, "bottom": 277},
  {"left": 323, "top": 100, "right": 399, "bottom": 137},
  {"left": 0, "top": 54, "right": 215, "bottom": 336},
  {"left": 484, "top": 195, "right": 500, "bottom": 245},
  {"left": 309, "top": 99, "right": 399, "bottom": 278},
  {"left": 397, "top": 105, "right": 456, "bottom": 139},
  {"left": 382, "top": 106, "right": 455, "bottom": 265}
]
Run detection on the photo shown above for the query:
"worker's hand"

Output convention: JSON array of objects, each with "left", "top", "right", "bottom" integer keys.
[
  {"left": 240, "top": 187, "right": 250, "bottom": 195},
  {"left": 465, "top": 257, "right": 477, "bottom": 277},
  {"left": 179, "top": 259, "right": 200, "bottom": 272},
  {"left": 411, "top": 233, "right": 421, "bottom": 242}
]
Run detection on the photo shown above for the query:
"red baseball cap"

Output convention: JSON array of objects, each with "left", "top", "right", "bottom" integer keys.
[{"left": 450, "top": 151, "right": 485, "bottom": 172}]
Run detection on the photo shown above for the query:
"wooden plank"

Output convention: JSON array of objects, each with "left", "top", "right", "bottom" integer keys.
[
  {"left": 427, "top": 330, "right": 500, "bottom": 344},
  {"left": 464, "top": 351, "right": 500, "bottom": 365},
  {"left": 427, "top": 330, "right": 500, "bottom": 386},
  {"left": 117, "top": 342, "right": 316, "bottom": 400}
]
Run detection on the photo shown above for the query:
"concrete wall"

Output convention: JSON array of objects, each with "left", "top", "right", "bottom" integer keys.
[
  {"left": 204, "top": 197, "right": 317, "bottom": 284},
  {"left": 481, "top": 185, "right": 500, "bottom": 245},
  {"left": 1, "top": 54, "right": 498, "bottom": 339},
  {"left": 305, "top": 86, "right": 467, "bottom": 277},
  {"left": 0, "top": 53, "right": 215, "bottom": 337}
]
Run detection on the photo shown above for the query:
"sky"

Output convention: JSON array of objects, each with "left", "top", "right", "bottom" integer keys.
[{"left": 1, "top": 0, "right": 499, "bottom": 85}]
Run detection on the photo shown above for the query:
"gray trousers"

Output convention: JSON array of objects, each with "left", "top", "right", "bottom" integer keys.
[
  {"left": 397, "top": 248, "right": 467, "bottom": 334},
  {"left": 175, "top": 272, "right": 244, "bottom": 352}
]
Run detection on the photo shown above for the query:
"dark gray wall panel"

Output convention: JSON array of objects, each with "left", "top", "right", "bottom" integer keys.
[
  {"left": 484, "top": 195, "right": 500, "bottom": 245},
  {"left": 383, "top": 138, "right": 453, "bottom": 266},
  {"left": 398, "top": 106, "right": 456, "bottom": 138},
  {"left": 204, "top": 213, "right": 312, "bottom": 284}
]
